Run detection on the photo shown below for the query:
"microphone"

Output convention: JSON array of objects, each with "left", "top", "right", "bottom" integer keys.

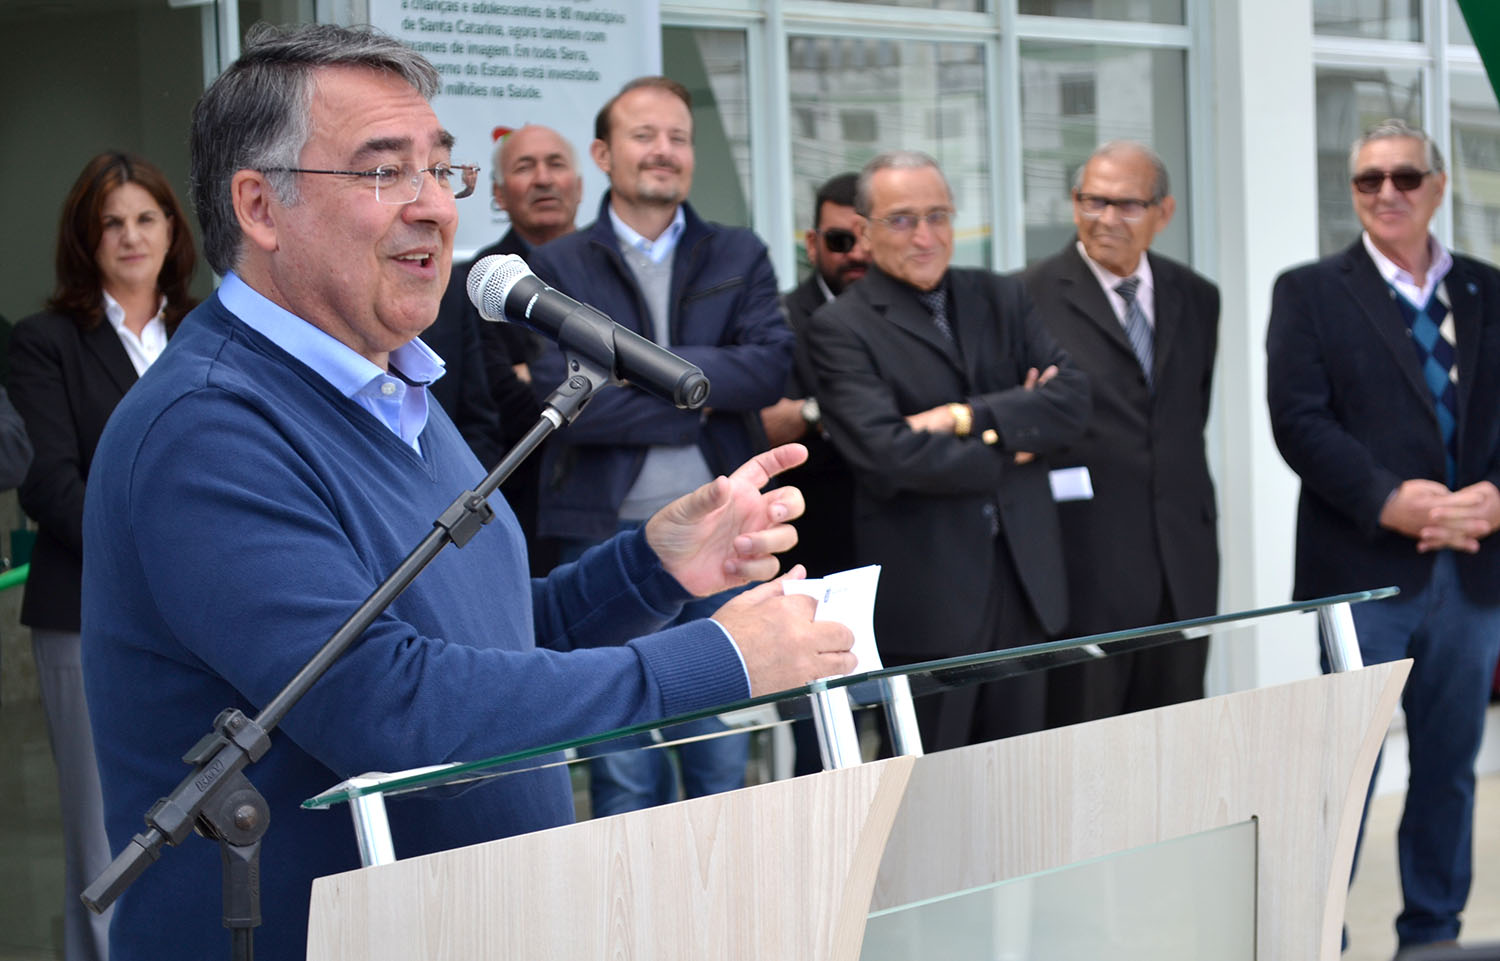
[{"left": 467, "top": 254, "right": 710, "bottom": 410}]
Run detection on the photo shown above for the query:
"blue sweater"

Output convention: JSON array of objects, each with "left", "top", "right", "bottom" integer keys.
[{"left": 81, "top": 295, "right": 749, "bottom": 960}]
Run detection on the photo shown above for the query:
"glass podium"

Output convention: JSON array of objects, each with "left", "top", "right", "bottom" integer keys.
[
  {"left": 300, "top": 588, "right": 1408, "bottom": 961},
  {"left": 304, "top": 589, "right": 1388, "bottom": 845}
]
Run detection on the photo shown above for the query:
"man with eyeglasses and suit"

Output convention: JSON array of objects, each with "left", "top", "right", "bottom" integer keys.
[
  {"left": 804, "top": 150, "right": 1090, "bottom": 750},
  {"left": 1267, "top": 118, "right": 1500, "bottom": 957},
  {"left": 1022, "top": 141, "right": 1221, "bottom": 729}
]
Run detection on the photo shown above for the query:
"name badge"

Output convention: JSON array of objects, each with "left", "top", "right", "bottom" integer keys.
[{"left": 1049, "top": 466, "right": 1094, "bottom": 502}]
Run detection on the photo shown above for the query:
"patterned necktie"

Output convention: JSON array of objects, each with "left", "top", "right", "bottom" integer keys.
[
  {"left": 914, "top": 288, "right": 955, "bottom": 345},
  {"left": 1114, "top": 276, "right": 1155, "bottom": 389},
  {"left": 1393, "top": 283, "right": 1459, "bottom": 487}
]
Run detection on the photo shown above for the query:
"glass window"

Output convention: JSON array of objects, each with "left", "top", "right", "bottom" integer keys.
[
  {"left": 787, "top": 36, "right": 992, "bottom": 268},
  {"left": 663, "top": 27, "right": 752, "bottom": 229},
  {"left": 1450, "top": 0, "right": 1475, "bottom": 46},
  {"left": 1313, "top": 66, "right": 1423, "bottom": 255},
  {"left": 1450, "top": 71, "right": 1500, "bottom": 264},
  {"left": 0, "top": 0, "right": 218, "bottom": 326},
  {"left": 826, "top": 0, "right": 986, "bottom": 10},
  {"left": 1019, "top": 0, "right": 1185, "bottom": 26},
  {"left": 1018, "top": 43, "right": 1191, "bottom": 266},
  {"left": 1313, "top": 0, "right": 1421, "bottom": 41}
]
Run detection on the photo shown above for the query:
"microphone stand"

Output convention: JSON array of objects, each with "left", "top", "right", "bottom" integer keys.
[{"left": 81, "top": 352, "right": 619, "bottom": 961}]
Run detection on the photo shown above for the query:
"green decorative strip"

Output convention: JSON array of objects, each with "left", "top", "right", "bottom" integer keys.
[
  {"left": 0, "top": 563, "right": 29, "bottom": 592},
  {"left": 1457, "top": 0, "right": 1500, "bottom": 107}
]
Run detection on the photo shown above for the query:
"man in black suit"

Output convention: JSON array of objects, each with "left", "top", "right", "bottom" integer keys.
[
  {"left": 761, "top": 172, "right": 868, "bottom": 579},
  {"left": 1267, "top": 119, "right": 1500, "bottom": 956},
  {"left": 804, "top": 150, "right": 1090, "bottom": 750},
  {"left": 431, "top": 124, "right": 583, "bottom": 571},
  {"left": 1023, "top": 141, "right": 1220, "bottom": 727}
]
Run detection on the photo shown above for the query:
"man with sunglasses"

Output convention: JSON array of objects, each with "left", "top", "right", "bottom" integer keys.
[
  {"left": 1268, "top": 118, "right": 1500, "bottom": 957},
  {"left": 804, "top": 150, "right": 1090, "bottom": 750},
  {"left": 1021, "top": 141, "right": 1221, "bottom": 729},
  {"left": 763, "top": 172, "right": 868, "bottom": 579}
]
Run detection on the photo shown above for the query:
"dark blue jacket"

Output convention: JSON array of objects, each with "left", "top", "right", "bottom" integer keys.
[
  {"left": 525, "top": 195, "right": 793, "bottom": 541},
  {"left": 1268, "top": 240, "right": 1500, "bottom": 603}
]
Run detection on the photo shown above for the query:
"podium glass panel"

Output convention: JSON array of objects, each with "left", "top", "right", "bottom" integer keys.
[
  {"left": 861, "top": 820, "right": 1257, "bottom": 960},
  {"left": 304, "top": 589, "right": 1391, "bottom": 841}
]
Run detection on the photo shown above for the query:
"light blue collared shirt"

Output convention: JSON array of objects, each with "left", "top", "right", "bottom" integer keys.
[
  {"left": 608, "top": 203, "right": 687, "bottom": 264},
  {"left": 218, "top": 272, "right": 446, "bottom": 455}
]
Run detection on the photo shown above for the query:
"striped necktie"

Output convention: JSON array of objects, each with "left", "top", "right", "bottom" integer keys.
[{"left": 1114, "top": 276, "right": 1155, "bottom": 390}]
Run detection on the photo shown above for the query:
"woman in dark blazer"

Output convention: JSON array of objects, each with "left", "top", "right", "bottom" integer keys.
[{"left": 9, "top": 152, "right": 196, "bottom": 961}]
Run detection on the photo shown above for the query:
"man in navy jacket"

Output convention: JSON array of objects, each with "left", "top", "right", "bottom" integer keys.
[
  {"left": 526, "top": 76, "right": 793, "bottom": 814},
  {"left": 1267, "top": 119, "right": 1500, "bottom": 955}
]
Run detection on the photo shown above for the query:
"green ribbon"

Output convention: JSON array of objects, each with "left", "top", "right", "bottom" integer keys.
[{"left": 1457, "top": 0, "right": 1500, "bottom": 107}]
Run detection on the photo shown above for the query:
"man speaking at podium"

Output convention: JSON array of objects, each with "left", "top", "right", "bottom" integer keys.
[{"left": 79, "top": 24, "right": 854, "bottom": 961}]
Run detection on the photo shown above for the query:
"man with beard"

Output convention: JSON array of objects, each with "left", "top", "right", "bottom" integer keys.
[
  {"left": 431, "top": 124, "right": 584, "bottom": 570},
  {"left": 525, "top": 76, "right": 793, "bottom": 814},
  {"left": 762, "top": 173, "right": 868, "bottom": 579}
]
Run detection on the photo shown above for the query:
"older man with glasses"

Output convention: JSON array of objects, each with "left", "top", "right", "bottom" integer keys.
[
  {"left": 1022, "top": 141, "right": 1221, "bottom": 730},
  {"left": 79, "top": 24, "right": 854, "bottom": 961},
  {"left": 803, "top": 150, "right": 1090, "bottom": 750},
  {"left": 1268, "top": 118, "right": 1500, "bottom": 958}
]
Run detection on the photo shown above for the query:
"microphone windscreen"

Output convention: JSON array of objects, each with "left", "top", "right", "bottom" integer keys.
[{"left": 466, "top": 254, "right": 531, "bottom": 323}]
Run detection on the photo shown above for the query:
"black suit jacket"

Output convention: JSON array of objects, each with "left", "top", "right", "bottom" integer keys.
[
  {"left": 1023, "top": 244, "right": 1220, "bottom": 635},
  {"left": 1267, "top": 240, "right": 1500, "bottom": 602},
  {"left": 804, "top": 265, "right": 1090, "bottom": 655},
  {"left": 10, "top": 311, "right": 136, "bottom": 630},
  {"left": 781, "top": 274, "right": 856, "bottom": 577}
]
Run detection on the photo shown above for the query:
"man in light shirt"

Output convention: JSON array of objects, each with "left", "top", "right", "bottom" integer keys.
[
  {"left": 524, "top": 76, "right": 794, "bottom": 815},
  {"left": 1267, "top": 118, "right": 1500, "bottom": 957},
  {"left": 1022, "top": 141, "right": 1220, "bottom": 727}
]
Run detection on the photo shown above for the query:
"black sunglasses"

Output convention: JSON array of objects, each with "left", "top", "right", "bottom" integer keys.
[
  {"left": 1351, "top": 167, "right": 1432, "bottom": 194},
  {"left": 820, "top": 228, "right": 857, "bottom": 254}
]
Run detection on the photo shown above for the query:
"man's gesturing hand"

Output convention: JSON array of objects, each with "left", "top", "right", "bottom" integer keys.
[{"left": 646, "top": 444, "right": 809, "bottom": 597}]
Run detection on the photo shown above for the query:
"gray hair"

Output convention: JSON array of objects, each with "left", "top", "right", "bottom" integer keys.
[
  {"left": 1348, "top": 118, "right": 1446, "bottom": 177},
  {"left": 854, "top": 150, "right": 953, "bottom": 216},
  {"left": 190, "top": 22, "right": 441, "bottom": 274},
  {"left": 1072, "top": 140, "right": 1171, "bottom": 203},
  {"left": 491, "top": 124, "right": 577, "bottom": 188}
]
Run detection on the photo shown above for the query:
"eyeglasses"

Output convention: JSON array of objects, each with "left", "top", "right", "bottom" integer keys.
[
  {"left": 1074, "top": 192, "right": 1155, "bottom": 222},
  {"left": 1351, "top": 167, "right": 1432, "bottom": 194},
  {"left": 867, "top": 209, "right": 954, "bottom": 232},
  {"left": 261, "top": 162, "right": 481, "bottom": 204},
  {"left": 820, "top": 228, "right": 858, "bottom": 253}
]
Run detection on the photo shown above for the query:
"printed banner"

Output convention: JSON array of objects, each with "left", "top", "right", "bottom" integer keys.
[{"left": 370, "top": 0, "right": 660, "bottom": 254}]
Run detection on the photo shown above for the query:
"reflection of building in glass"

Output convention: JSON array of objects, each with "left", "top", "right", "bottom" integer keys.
[
  {"left": 1452, "top": 91, "right": 1500, "bottom": 265},
  {"left": 1314, "top": 68, "right": 1422, "bottom": 255},
  {"left": 1018, "top": 44, "right": 1189, "bottom": 264},
  {"left": 786, "top": 36, "right": 992, "bottom": 266},
  {"left": 1312, "top": 0, "right": 1421, "bottom": 41},
  {"left": 667, "top": 28, "right": 753, "bottom": 227}
]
